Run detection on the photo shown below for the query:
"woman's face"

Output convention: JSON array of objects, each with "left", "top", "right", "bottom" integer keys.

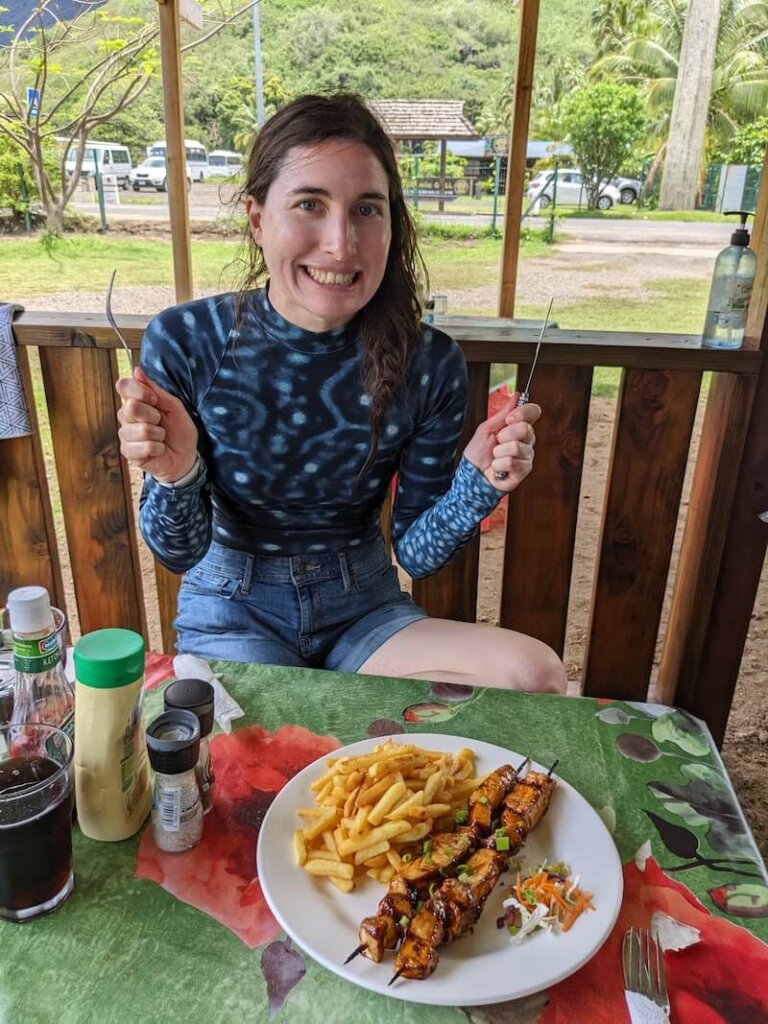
[{"left": 246, "top": 140, "right": 393, "bottom": 333}]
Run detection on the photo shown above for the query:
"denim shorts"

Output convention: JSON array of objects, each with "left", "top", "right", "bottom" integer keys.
[{"left": 174, "top": 536, "right": 428, "bottom": 672}]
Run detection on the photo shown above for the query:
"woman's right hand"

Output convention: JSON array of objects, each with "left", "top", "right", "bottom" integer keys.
[{"left": 116, "top": 366, "right": 199, "bottom": 484}]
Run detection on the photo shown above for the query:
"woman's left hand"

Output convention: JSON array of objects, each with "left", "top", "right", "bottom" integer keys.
[{"left": 462, "top": 394, "right": 541, "bottom": 492}]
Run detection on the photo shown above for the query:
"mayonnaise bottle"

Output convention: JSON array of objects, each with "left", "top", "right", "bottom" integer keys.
[{"left": 73, "top": 628, "right": 152, "bottom": 841}]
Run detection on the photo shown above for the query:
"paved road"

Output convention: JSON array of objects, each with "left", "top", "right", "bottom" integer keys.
[{"left": 72, "top": 191, "right": 730, "bottom": 250}]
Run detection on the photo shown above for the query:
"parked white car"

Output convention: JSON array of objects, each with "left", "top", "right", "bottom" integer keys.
[
  {"left": 129, "top": 158, "right": 192, "bottom": 192},
  {"left": 527, "top": 168, "right": 622, "bottom": 210}
]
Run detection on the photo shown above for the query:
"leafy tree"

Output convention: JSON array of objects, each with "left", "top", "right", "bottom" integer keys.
[
  {"left": 398, "top": 145, "right": 467, "bottom": 189},
  {"left": 0, "top": 134, "right": 56, "bottom": 226},
  {"left": 0, "top": 0, "right": 258, "bottom": 233},
  {"left": 562, "top": 81, "right": 645, "bottom": 207},
  {"left": 715, "top": 115, "right": 768, "bottom": 164},
  {"left": 593, "top": 0, "right": 768, "bottom": 207}
]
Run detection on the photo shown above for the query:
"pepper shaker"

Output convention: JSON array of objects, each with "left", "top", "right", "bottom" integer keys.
[
  {"left": 163, "top": 678, "right": 215, "bottom": 814},
  {"left": 146, "top": 710, "right": 203, "bottom": 853}
]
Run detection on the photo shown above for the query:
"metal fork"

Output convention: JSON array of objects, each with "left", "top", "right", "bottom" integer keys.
[
  {"left": 106, "top": 269, "right": 134, "bottom": 369},
  {"left": 623, "top": 927, "right": 670, "bottom": 1019}
]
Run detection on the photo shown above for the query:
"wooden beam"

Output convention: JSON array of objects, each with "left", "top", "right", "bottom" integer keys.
[
  {"left": 156, "top": 0, "right": 193, "bottom": 302},
  {"left": 584, "top": 367, "right": 701, "bottom": 700},
  {"left": 0, "top": 346, "right": 64, "bottom": 612},
  {"left": 658, "top": 142, "right": 768, "bottom": 743},
  {"left": 498, "top": 0, "right": 540, "bottom": 317},
  {"left": 11, "top": 314, "right": 763, "bottom": 374},
  {"left": 438, "top": 140, "right": 447, "bottom": 214}
]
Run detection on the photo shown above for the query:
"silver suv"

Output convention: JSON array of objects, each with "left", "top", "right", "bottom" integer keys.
[
  {"left": 527, "top": 168, "right": 621, "bottom": 210},
  {"left": 610, "top": 176, "right": 643, "bottom": 204}
]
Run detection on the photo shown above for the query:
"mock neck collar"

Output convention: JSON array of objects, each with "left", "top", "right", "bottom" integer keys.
[{"left": 248, "top": 285, "right": 359, "bottom": 354}]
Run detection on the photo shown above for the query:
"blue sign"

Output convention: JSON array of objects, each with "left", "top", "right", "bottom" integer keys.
[{"left": 26, "top": 87, "right": 40, "bottom": 118}]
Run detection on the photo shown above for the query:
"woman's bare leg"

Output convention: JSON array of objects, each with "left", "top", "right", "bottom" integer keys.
[{"left": 357, "top": 618, "right": 567, "bottom": 693}]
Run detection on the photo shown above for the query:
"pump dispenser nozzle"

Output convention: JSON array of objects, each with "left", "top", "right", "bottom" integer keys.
[{"left": 724, "top": 210, "right": 754, "bottom": 247}]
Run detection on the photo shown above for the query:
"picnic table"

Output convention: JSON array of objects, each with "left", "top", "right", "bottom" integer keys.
[{"left": 1, "top": 658, "right": 766, "bottom": 1023}]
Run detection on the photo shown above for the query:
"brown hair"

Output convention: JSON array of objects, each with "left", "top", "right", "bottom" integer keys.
[{"left": 236, "top": 93, "right": 428, "bottom": 474}]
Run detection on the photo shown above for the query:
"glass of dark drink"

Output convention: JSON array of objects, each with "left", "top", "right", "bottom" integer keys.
[{"left": 0, "top": 722, "right": 75, "bottom": 921}]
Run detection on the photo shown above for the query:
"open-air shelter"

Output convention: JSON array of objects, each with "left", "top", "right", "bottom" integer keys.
[
  {"left": 3, "top": 0, "right": 768, "bottom": 748},
  {"left": 368, "top": 99, "right": 479, "bottom": 209}
]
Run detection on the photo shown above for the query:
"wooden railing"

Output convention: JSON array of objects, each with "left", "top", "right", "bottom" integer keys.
[{"left": 2, "top": 310, "right": 763, "bottom": 744}]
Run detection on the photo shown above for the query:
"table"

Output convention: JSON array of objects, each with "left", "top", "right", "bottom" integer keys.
[{"left": 2, "top": 659, "right": 767, "bottom": 1023}]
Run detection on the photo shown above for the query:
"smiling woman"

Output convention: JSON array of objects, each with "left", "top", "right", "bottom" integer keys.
[{"left": 114, "top": 93, "right": 566, "bottom": 695}]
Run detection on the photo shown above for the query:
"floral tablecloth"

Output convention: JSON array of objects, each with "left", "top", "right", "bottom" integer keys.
[{"left": 1, "top": 657, "right": 766, "bottom": 1024}]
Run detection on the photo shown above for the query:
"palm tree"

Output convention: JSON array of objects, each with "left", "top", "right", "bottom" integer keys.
[
  {"left": 661, "top": 0, "right": 722, "bottom": 208},
  {"left": 591, "top": 0, "right": 652, "bottom": 58},
  {"left": 593, "top": 0, "right": 768, "bottom": 208}
]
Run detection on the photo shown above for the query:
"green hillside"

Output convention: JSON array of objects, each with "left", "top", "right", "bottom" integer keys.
[{"left": 103, "top": 0, "right": 597, "bottom": 155}]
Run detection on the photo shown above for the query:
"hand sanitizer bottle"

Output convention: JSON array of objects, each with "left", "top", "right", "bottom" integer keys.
[{"left": 702, "top": 211, "right": 757, "bottom": 350}]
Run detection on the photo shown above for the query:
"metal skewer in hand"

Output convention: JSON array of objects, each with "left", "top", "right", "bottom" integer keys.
[
  {"left": 494, "top": 296, "right": 554, "bottom": 482},
  {"left": 106, "top": 269, "right": 134, "bottom": 369}
]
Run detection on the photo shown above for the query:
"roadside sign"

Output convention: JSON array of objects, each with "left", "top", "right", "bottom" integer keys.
[
  {"left": 179, "top": 0, "right": 203, "bottom": 29},
  {"left": 26, "top": 87, "right": 40, "bottom": 119},
  {"left": 491, "top": 135, "right": 509, "bottom": 157}
]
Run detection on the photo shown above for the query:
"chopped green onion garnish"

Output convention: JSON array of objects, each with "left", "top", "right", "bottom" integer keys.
[
  {"left": 429, "top": 881, "right": 438, "bottom": 896},
  {"left": 416, "top": 900, "right": 425, "bottom": 911},
  {"left": 495, "top": 827, "right": 506, "bottom": 836},
  {"left": 399, "top": 915, "right": 409, "bottom": 928},
  {"left": 495, "top": 835, "right": 510, "bottom": 851},
  {"left": 477, "top": 795, "right": 489, "bottom": 805},
  {"left": 401, "top": 853, "right": 412, "bottom": 862},
  {"left": 453, "top": 809, "right": 468, "bottom": 824},
  {"left": 507, "top": 924, "right": 520, "bottom": 936}
]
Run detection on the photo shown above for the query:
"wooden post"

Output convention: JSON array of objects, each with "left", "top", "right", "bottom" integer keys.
[
  {"left": 657, "top": 143, "right": 768, "bottom": 744},
  {"left": 156, "top": 0, "right": 193, "bottom": 303},
  {"left": 498, "top": 0, "right": 540, "bottom": 317},
  {"left": 155, "top": 0, "right": 199, "bottom": 646},
  {"left": 438, "top": 139, "right": 447, "bottom": 214}
]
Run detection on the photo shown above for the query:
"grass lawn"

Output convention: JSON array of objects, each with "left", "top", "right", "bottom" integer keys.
[
  {"left": 9, "top": 230, "right": 710, "bottom": 401},
  {"left": 2, "top": 234, "right": 250, "bottom": 296},
  {"left": 411, "top": 196, "right": 732, "bottom": 224}
]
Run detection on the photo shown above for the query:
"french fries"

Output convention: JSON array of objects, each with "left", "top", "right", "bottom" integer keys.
[{"left": 293, "top": 740, "right": 479, "bottom": 892}]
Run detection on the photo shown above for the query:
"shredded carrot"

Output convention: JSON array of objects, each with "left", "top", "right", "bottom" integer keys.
[{"left": 504, "top": 865, "right": 594, "bottom": 936}]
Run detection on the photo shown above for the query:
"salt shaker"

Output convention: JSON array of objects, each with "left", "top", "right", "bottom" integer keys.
[
  {"left": 145, "top": 710, "right": 203, "bottom": 853},
  {"left": 163, "top": 678, "right": 215, "bottom": 814}
]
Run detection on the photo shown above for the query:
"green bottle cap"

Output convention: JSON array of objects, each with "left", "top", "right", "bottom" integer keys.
[{"left": 74, "top": 629, "right": 145, "bottom": 688}]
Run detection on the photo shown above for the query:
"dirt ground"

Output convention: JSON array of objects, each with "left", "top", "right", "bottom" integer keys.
[{"left": 15, "top": 229, "right": 767, "bottom": 860}]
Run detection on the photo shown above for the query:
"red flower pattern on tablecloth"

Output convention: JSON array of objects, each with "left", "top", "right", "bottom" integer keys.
[
  {"left": 143, "top": 652, "right": 175, "bottom": 690},
  {"left": 538, "top": 855, "right": 768, "bottom": 1024},
  {"left": 135, "top": 723, "right": 340, "bottom": 948}
]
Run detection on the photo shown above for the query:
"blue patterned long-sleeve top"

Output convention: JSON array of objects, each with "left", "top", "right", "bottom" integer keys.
[{"left": 139, "top": 288, "right": 502, "bottom": 577}]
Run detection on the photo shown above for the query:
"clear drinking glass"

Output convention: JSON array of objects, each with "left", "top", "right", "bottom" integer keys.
[
  {"left": 0, "top": 722, "right": 75, "bottom": 921},
  {"left": 0, "top": 657, "right": 14, "bottom": 727}
]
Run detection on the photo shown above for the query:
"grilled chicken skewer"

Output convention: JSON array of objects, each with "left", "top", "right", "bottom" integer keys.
[
  {"left": 347, "top": 761, "right": 527, "bottom": 964},
  {"left": 390, "top": 768, "right": 557, "bottom": 984}
]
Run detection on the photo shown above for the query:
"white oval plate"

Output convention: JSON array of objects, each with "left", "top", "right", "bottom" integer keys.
[{"left": 257, "top": 734, "right": 623, "bottom": 1006}]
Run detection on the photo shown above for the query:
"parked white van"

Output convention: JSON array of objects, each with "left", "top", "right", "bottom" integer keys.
[
  {"left": 147, "top": 139, "right": 209, "bottom": 182},
  {"left": 207, "top": 150, "right": 244, "bottom": 177},
  {"left": 64, "top": 141, "right": 132, "bottom": 188}
]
